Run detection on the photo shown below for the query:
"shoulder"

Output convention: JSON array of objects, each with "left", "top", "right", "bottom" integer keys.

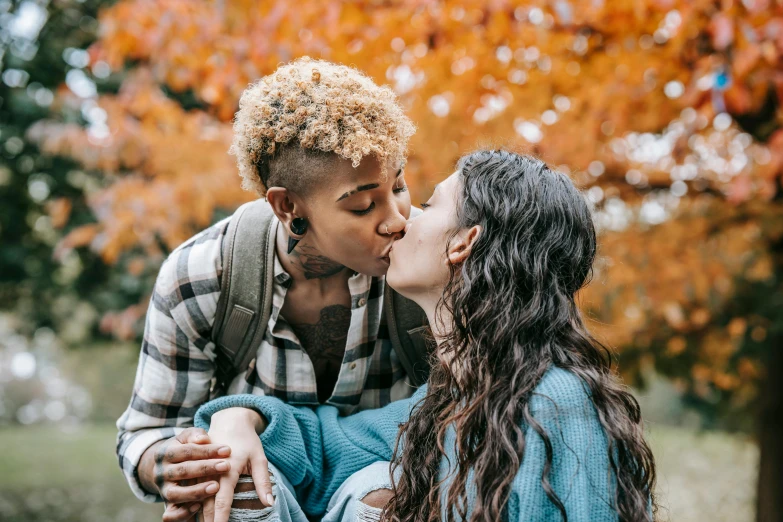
[
  {"left": 528, "top": 366, "right": 594, "bottom": 415},
  {"left": 410, "top": 383, "right": 428, "bottom": 407},
  {"left": 506, "top": 370, "right": 619, "bottom": 521},
  {"left": 151, "top": 217, "right": 231, "bottom": 330},
  {"left": 157, "top": 217, "right": 231, "bottom": 289},
  {"left": 166, "top": 216, "right": 232, "bottom": 271},
  {"left": 523, "top": 368, "right": 608, "bottom": 461}
]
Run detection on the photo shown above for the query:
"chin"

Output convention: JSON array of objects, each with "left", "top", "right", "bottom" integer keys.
[
  {"left": 349, "top": 259, "right": 388, "bottom": 278},
  {"left": 385, "top": 262, "right": 412, "bottom": 295},
  {"left": 366, "top": 267, "right": 389, "bottom": 278}
]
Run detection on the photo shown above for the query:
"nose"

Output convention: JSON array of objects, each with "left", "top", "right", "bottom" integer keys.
[
  {"left": 380, "top": 212, "right": 407, "bottom": 237},
  {"left": 381, "top": 220, "right": 406, "bottom": 238}
]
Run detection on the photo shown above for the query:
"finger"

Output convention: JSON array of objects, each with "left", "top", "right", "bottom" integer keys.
[
  {"left": 165, "top": 443, "right": 232, "bottom": 464},
  {"left": 164, "top": 479, "right": 221, "bottom": 504},
  {"left": 175, "top": 427, "right": 210, "bottom": 445},
  {"left": 250, "top": 453, "right": 275, "bottom": 507},
  {"left": 162, "top": 502, "right": 201, "bottom": 522},
  {"left": 212, "top": 471, "right": 240, "bottom": 522},
  {"left": 164, "top": 458, "right": 231, "bottom": 483},
  {"left": 200, "top": 485, "right": 218, "bottom": 522}
]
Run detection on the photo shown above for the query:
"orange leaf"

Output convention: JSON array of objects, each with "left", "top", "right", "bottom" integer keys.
[{"left": 45, "top": 198, "right": 72, "bottom": 229}]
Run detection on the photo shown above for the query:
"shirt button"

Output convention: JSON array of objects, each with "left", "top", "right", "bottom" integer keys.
[
  {"left": 358, "top": 298, "right": 367, "bottom": 307},
  {"left": 245, "top": 358, "right": 257, "bottom": 380},
  {"left": 350, "top": 362, "right": 357, "bottom": 370}
]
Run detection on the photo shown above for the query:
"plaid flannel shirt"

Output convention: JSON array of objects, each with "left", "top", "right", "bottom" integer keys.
[{"left": 116, "top": 216, "right": 415, "bottom": 503}]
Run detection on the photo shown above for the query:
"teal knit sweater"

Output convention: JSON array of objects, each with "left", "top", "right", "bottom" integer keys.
[{"left": 195, "top": 367, "right": 620, "bottom": 521}]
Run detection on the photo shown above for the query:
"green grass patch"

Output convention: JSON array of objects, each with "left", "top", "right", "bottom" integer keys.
[
  {"left": 0, "top": 424, "right": 162, "bottom": 522},
  {"left": 647, "top": 423, "right": 758, "bottom": 522}
]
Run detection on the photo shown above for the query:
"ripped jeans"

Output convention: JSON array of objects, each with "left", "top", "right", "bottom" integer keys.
[{"left": 225, "top": 461, "right": 392, "bottom": 522}]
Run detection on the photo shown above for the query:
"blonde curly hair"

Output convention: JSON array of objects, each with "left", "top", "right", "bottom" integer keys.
[{"left": 230, "top": 57, "right": 416, "bottom": 196}]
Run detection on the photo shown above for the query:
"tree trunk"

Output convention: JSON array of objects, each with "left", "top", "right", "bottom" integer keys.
[{"left": 756, "top": 331, "right": 783, "bottom": 522}]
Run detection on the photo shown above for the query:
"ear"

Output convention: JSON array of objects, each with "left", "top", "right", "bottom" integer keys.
[
  {"left": 447, "top": 225, "right": 482, "bottom": 265},
  {"left": 266, "top": 187, "right": 306, "bottom": 231}
]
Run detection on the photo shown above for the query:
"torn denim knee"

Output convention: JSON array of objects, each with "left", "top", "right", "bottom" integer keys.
[
  {"left": 322, "top": 461, "right": 394, "bottom": 522},
  {"left": 228, "top": 475, "right": 280, "bottom": 522},
  {"left": 356, "top": 501, "right": 384, "bottom": 522},
  {"left": 355, "top": 484, "right": 392, "bottom": 522}
]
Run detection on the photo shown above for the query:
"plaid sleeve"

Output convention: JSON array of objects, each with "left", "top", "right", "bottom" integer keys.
[{"left": 115, "top": 219, "right": 229, "bottom": 502}]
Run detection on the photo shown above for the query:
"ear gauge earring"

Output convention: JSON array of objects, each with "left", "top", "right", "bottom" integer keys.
[{"left": 287, "top": 217, "right": 308, "bottom": 254}]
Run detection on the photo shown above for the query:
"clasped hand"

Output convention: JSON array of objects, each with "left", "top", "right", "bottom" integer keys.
[{"left": 161, "top": 408, "right": 271, "bottom": 522}]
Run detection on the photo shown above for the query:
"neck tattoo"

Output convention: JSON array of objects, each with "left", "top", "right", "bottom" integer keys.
[{"left": 289, "top": 243, "right": 346, "bottom": 280}]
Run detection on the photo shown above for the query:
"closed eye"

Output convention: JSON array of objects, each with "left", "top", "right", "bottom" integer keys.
[
  {"left": 352, "top": 202, "right": 376, "bottom": 215},
  {"left": 420, "top": 202, "right": 430, "bottom": 208}
]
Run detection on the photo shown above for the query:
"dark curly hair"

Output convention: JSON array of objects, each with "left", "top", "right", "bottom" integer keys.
[{"left": 383, "top": 150, "right": 656, "bottom": 522}]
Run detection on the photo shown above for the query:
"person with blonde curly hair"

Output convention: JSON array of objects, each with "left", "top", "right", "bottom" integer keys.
[{"left": 116, "top": 57, "right": 422, "bottom": 522}]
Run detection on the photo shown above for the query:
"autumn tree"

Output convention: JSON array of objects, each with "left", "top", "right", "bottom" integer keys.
[
  {"left": 0, "top": 0, "right": 136, "bottom": 341},
  {"left": 18, "top": 0, "right": 783, "bottom": 519}
]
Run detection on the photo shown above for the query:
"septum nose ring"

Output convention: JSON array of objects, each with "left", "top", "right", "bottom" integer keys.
[{"left": 385, "top": 225, "right": 390, "bottom": 235}]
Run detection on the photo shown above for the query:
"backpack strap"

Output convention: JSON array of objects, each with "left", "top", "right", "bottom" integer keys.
[
  {"left": 210, "top": 199, "right": 277, "bottom": 399},
  {"left": 384, "top": 284, "right": 432, "bottom": 387}
]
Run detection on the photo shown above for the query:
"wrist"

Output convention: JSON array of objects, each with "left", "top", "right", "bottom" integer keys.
[
  {"left": 212, "top": 407, "right": 268, "bottom": 434},
  {"left": 139, "top": 439, "right": 166, "bottom": 495}
]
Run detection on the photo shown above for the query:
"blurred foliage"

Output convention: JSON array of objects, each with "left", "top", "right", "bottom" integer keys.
[
  {"left": 1, "top": 0, "right": 783, "bottom": 426},
  {"left": 0, "top": 0, "right": 145, "bottom": 342}
]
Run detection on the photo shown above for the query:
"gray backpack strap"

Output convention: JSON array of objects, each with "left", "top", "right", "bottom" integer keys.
[
  {"left": 384, "top": 284, "right": 431, "bottom": 387},
  {"left": 210, "top": 199, "right": 277, "bottom": 398}
]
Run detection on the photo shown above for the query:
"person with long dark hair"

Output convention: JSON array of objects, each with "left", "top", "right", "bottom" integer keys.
[{"left": 195, "top": 150, "right": 657, "bottom": 522}]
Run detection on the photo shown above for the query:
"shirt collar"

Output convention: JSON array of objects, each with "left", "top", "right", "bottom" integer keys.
[{"left": 272, "top": 248, "right": 293, "bottom": 289}]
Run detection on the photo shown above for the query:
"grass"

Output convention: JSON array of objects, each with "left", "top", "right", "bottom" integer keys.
[
  {"left": 0, "top": 424, "right": 162, "bottom": 522},
  {"left": 0, "top": 422, "right": 759, "bottom": 522},
  {"left": 647, "top": 423, "right": 759, "bottom": 522}
]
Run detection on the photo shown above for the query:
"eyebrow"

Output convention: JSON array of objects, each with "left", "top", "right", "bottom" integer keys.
[{"left": 335, "top": 169, "right": 403, "bottom": 202}]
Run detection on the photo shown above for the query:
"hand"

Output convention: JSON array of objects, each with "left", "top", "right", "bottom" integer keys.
[
  {"left": 145, "top": 428, "right": 232, "bottom": 522},
  {"left": 195, "top": 407, "right": 272, "bottom": 522},
  {"left": 162, "top": 477, "right": 209, "bottom": 522}
]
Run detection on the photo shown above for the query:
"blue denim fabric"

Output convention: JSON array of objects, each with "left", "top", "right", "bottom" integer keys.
[{"left": 226, "top": 461, "right": 392, "bottom": 522}]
